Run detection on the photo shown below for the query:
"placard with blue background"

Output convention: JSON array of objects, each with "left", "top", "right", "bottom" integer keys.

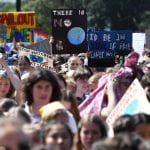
[{"left": 87, "top": 29, "right": 132, "bottom": 67}]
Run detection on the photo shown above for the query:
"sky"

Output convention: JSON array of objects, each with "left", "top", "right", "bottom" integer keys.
[{"left": 0, "top": 0, "right": 16, "bottom": 3}]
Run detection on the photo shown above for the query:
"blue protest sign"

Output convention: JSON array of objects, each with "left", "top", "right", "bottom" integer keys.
[{"left": 87, "top": 29, "right": 132, "bottom": 67}]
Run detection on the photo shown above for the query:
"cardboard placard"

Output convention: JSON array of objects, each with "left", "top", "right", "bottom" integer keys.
[
  {"left": 0, "top": 12, "right": 36, "bottom": 43},
  {"left": 87, "top": 29, "right": 132, "bottom": 67},
  {"left": 51, "top": 9, "right": 87, "bottom": 54},
  {"left": 106, "top": 78, "right": 150, "bottom": 126},
  {"left": 18, "top": 46, "right": 53, "bottom": 69}
]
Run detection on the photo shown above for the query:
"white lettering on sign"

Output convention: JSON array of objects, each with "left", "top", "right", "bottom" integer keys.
[
  {"left": 52, "top": 10, "right": 73, "bottom": 16},
  {"left": 53, "top": 19, "right": 63, "bottom": 27},
  {"left": 119, "top": 43, "right": 130, "bottom": 49},
  {"left": 78, "top": 10, "right": 85, "bottom": 15},
  {"left": 116, "top": 33, "right": 126, "bottom": 41},
  {"left": 89, "top": 33, "right": 98, "bottom": 41},
  {"left": 53, "top": 19, "right": 72, "bottom": 28},
  {"left": 109, "top": 42, "right": 116, "bottom": 50},
  {"left": 103, "top": 34, "right": 111, "bottom": 42}
]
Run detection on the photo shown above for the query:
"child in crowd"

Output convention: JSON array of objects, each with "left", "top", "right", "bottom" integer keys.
[
  {"left": 39, "top": 101, "right": 77, "bottom": 134},
  {"left": 73, "top": 113, "right": 108, "bottom": 150},
  {"left": 41, "top": 120, "right": 73, "bottom": 150},
  {"left": 72, "top": 67, "right": 92, "bottom": 105},
  {"left": 21, "top": 67, "right": 61, "bottom": 123}
]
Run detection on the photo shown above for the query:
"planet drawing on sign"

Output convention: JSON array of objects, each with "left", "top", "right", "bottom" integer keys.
[
  {"left": 67, "top": 27, "right": 85, "bottom": 45},
  {"left": 30, "top": 55, "right": 43, "bottom": 63}
]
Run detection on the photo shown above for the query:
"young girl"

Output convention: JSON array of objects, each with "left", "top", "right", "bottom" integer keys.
[
  {"left": 42, "top": 120, "right": 73, "bottom": 150},
  {"left": 73, "top": 114, "right": 108, "bottom": 150},
  {"left": 0, "top": 53, "right": 22, "bottom": 104},
  {"left": 21, "top": 67, "right": 61, "bottom": 123},
  {"left": 61, "top": 90, "right": 80, "bottom": 124},
  {"left": 0, "top": 70, "right": 15, "bottom": 98},
  {"left": 39, "top": 101, "right": 78, "bottom": 134},
  {"left": 72, "top": 67, "right": 92, "bottom": 105}
]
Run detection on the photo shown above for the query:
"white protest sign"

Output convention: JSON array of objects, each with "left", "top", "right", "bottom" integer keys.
[
  {"left": 18, "top": 46, "right": 53, "bottom": 69},
  {"left": 106, "top": 78, "right": 150, "bottom": 126},
  {"left": 132, "top": 33, "right": 146, "bottom": 62}
]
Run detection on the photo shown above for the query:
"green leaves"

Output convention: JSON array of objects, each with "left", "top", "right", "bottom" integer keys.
[{"left": 1, "top": 0, "right": 150, "bottom": 33}]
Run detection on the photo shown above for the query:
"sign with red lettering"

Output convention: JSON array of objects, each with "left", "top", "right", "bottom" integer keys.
[
  {"left": 0, "top": 12, "right": 36, "bottom": 43},
  {"left": 51, "top": 9, "right": 87, "bottom": 54},
  {"left": 0, "top": 12, "right": 35, "bottom": 28}
]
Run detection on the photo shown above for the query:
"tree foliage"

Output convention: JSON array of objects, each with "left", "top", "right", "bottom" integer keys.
[
  {"left": 1, "top": 0, "right": 150, "bottom": 33},
  {"left": 102, "top": 0, "right": 150, "bottom": 31}
]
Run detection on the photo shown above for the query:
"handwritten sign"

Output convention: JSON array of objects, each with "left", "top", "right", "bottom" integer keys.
[
  {"left": 0, "top": 12, "right": 36, "bottom": 43},
  {"left": 87, "top": 29, "right": 132, "bottom": 67},
  {"left": 106, "top": 78, "right": 150, "bottom": 127},
  {"left": 132, "top": 33, "right": 146, "bottom": 62},
  {"left": 51, "top": 9, "right": 87, "bottom": 54},
  {"left": 0, "top": 12, "right": 35, "bottom": 28},
  {"left": 18, "top": 46, "right": 53, "bottom": 69}
]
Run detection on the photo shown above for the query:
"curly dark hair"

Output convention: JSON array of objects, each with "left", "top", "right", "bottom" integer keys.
[{"left": 22, "top": 68, "right": 61, "bottom": 105}]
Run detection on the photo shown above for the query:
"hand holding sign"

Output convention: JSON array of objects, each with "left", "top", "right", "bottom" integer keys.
[{"left": 106, "top": 78, "right": 150, "bottom": 127}]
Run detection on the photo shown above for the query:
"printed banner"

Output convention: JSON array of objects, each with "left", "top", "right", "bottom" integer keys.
[
  {"left": 18, "top": 46, "right": 53, "bottom": 69},
  {"left": 51, "top": 9, "right": 87, "bottom": 54},
  {"left": 106, "top": 78, "right": 150, "bottom": 127},
  {"left": 87, "top": 29, "right": 132, "bottom": 67},
  {"left": 0, "top": 12, "right": 36, "bottom": 43}
]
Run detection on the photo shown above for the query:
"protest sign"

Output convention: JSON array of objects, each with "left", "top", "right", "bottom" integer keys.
[
  {"left": 26, "top": 39, "right": 51, "bottom": 55},
  {"left": 34, "top": 29, "right": 48, "bottom": 43},
  {"left": 51, "top": 9, "right": 87, "bottom": 54},
  {"left": 0, "top": 23, "right": 7, "bottom": 42},
  {"left": 18, "top": 46, "right": 53, "bottom": 69},
  {"left": 0, "top": 12, "right": 36, "bottom": 43},
  {"left": 87, "top": 29, "right": 132, "bottom": 67},
  {"left": 106, "top": 78, "right": 150, "bottom": 127},
  {"left": 132, "top": 33, "right": 145, "bottom": 62}
]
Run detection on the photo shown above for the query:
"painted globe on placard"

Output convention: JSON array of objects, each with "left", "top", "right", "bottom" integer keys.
[{"left": 67, "top": 27, "right": 85, "bottom": 45}]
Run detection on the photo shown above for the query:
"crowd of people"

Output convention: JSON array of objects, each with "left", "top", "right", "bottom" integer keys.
[{"left": 0, "top": 41, "right": 149, "bottom": 150}]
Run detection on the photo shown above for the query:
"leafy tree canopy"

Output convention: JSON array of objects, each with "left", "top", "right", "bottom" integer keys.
[{"left": 1, "top": 0, "right": 150, "bottom": 33}]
